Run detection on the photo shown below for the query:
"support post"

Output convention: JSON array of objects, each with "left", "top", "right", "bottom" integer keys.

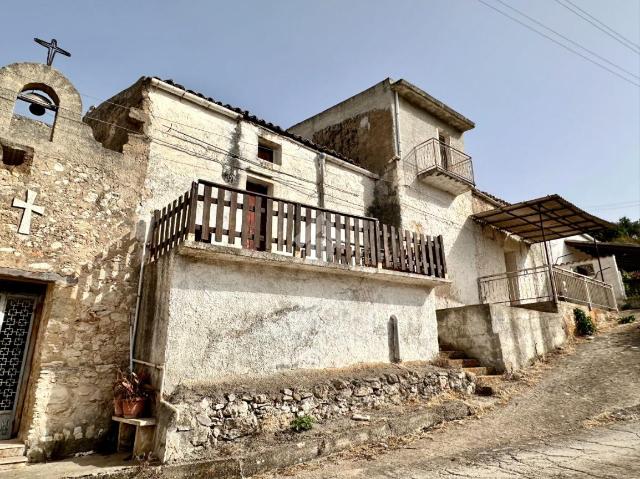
[
  {"left": 592, "top": 237, "right": 604, "bottom": 282},
  {"left": 539, "top": 209, "right": 558, "bottom": 304}
]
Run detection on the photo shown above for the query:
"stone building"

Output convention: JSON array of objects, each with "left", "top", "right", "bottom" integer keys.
[{"left": 0, "top": 61, "right": 622, "bottom": 465}]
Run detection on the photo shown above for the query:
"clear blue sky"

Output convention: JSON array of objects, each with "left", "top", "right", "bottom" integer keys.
[{"left": 2, "top": 0, "right": 638, "bottom": 221}]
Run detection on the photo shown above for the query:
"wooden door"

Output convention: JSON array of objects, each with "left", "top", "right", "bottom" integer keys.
[{"left": 245, "top": 181, "right": 270, "bottom": 251}]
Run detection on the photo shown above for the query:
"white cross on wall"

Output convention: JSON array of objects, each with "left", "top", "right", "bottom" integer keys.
[{"left": 12, "top": 190, "right": 45, "bottom": 235}]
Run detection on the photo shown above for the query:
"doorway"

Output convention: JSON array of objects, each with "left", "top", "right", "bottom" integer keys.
[
  {"left": 0, "top": 280, "right": 44, "bottom": 440},
  {"left": 245, "top": 179, "right": 271, "bottom": 251}
]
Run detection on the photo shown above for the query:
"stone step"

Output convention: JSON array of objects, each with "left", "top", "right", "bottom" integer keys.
[
  {"left": 0, "top": 455, "right": 28, "bottom": 471},
  {"left": 443, "top": 358, "right": 481, "bottom": 368},
  {"left": 462, "top": 366, "right": 492, "bottom": 376},
  {"left": 438, "top": 350, "right": 467, "bottom": 359},
  {"left": 0, "top": 440, "right": 25, "bottom": 459},
  {"left": 475, "top": 375, "right": 503, "bottom": 396}
]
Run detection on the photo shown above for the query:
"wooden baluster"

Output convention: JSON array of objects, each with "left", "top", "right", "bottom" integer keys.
[
  {"left": 152, "top": 210, "right": 160, "bottom": 260},
  {"left": 215, "top": 186, "right": 225, "bottom": 243},
  {"left": 354, "top": 218, "right": 361, "bottom": 266},
  {"left": 382, "top": 224, "right": 391, "bottom": 269},
  {"left": 437, "top": 235, "right": 447, "bottom": 276},
  {"left": 285, "top": 203, "right": 294, "bottom": 253},
  {"left": 241, "top": 193, "right": 250, "bottom": 248},
  {"left": 315, "top": 210, "right": 324, "bottom": 260},
  {"left": 426, "top": 235, "right": 435, "bottom": 276},
  {"left": 419, "top": 234, "right": 428, "bottom": 275},
  {"left": 265, "top": 198, "right": 273, "bottom": 252},
  {"left": 390, "top": 225, "right": 398, "bottom": 270},
  {"left": 325, "top": 212, "right": 333, "bottom": 262},
  {"left": 344, "top": 216, "right": 352, "bottom": 265},
  {"left": 305, "top": 207, "right": 312, "bottom": 258},
  {"left": 434, "top": 234, "right": 442, "bottom": 278},
  {"left": 294, "top": 204, "right": 302, "bottom": 256},
  {"left": 254, "top": 196, "right": 263, "bottom": 249},
  {"left": 363, "top": 220, "right": 370, "bottom": 266},
  {"left": 228, "top": 191, "right": 238, "bottom": 245},
  {"left": 277, "top": 201, "right": 285, "bottom": 252},
  {"left": 398, "top": 227, "right": 407, "bottom": 271},
  {"left": 201, "top": 185, "right": 212, "bottom": 242},
  {"left": 405, "top": 230, "right": 414, "bottom": 272}
]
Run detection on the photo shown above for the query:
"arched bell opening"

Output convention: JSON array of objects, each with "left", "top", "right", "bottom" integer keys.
[{"left": 13, "top": 83, "right": 60, "bottom": 138}]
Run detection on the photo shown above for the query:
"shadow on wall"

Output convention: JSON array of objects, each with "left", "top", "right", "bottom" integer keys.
[
  {"left": 20, "top": 230, "right": 143, "bottom": 461},
  {"left": 171, "top": 255, "right": 429, "bottom": 308}
]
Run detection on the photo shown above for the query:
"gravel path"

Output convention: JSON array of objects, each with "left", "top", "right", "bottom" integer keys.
[{"left": 259, "top": 320, "right": 640, "bottom": 478}]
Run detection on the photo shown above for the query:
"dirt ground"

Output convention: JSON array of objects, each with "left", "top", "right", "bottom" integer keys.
[{"left": 257, "top": 315, "right": 640, "bottom": 478}]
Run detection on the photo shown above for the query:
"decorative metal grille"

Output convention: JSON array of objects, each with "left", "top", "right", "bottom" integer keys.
[{"left": 0, "top": 296, "right": 35, "bottom": 412}]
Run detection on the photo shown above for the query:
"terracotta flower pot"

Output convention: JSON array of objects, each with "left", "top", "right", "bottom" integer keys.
[
  {"left": 113, "top": 398, "right": 123, "bottom": 417},
  {"left": 122, "top": 397, "right": 146, "bottom": 419}
]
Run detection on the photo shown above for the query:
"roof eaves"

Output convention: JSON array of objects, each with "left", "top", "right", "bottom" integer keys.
[{"left": 146, "top": 77, "right": 360, "bottom": 166}]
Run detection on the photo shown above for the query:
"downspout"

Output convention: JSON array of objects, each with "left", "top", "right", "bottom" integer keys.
[
  {"left": 317, "top": 153, "right": 326, "bottom": 208},
  {"left": 393, "top": 91, "right": 402, "bottom": 160},
  {"left": 130, "top": 220, "right": 147, "bottom": 372}
]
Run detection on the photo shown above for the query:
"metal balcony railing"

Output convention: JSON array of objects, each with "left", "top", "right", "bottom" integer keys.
[
  {"left": 407, "top": 138, "right": 475, "bottom": 186},
  {"left": 478, "top": 265, "right": 617, "bottom": 311}
]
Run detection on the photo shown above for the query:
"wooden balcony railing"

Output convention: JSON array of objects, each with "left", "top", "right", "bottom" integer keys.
[
  {"left": 407, "top": 138, "right": 475, "bottom": 185},
  {"left": 147, "top": 180, "right": 448, "bottom": 279},
  {"left": 478, "top": 265, "right": 617, "bottom": 311}
]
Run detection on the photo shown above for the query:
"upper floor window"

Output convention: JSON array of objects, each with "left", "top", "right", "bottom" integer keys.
[{"left": 257, "top": 137, "right": 282, "bottom": 165}]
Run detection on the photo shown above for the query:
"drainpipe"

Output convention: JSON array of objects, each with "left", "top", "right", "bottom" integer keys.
[
  {"left": 393, "top": 91, "right": 402, "bottom": 159},
  {"left": 317, "top": 153, "right": 326, "bottom": 208},
  {"left": 130, "top": 220, "right": 148, "bottom": 372}
]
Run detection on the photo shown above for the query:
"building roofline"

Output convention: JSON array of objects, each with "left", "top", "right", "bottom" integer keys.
[
  {"left": 390, "top": 79, "right": 475, "bottom": 132},
  {"left": 145, "top": 77, "right": 361, "bottom": 166}
]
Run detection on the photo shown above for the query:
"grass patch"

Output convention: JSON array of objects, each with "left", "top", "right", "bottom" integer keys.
[
  {"left": 574, "top": 308, "right": 596, "bottom": 336},
  {"left": 290, "top": 415, "right": 314, "bottom": 433},
  {"left": 618, "top": 314, "right": 636, "bottom": 325}
]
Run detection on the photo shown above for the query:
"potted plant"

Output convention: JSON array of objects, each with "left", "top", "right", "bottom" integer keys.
[{"left": 113, "top": 369, "right": 153, "bottom": 418}]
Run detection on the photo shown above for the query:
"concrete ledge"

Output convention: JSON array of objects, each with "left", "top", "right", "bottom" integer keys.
[
  {"left": 177, "top": 241, "right": 450, "bottom": 288},
  {"left": 0, "top": 266, "right": 76, "bottom": 285},
  {"left": 26, "top": 400, "right": 470, "bottom": 479}
]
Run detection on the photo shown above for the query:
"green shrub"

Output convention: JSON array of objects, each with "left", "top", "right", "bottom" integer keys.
[
  {"left": 574, "top": 308, "right": 596, "bottom": 336},
  {"left": 618, "top": 315, "right": 636, "bottom": 325},
  {"left": 290, "top": 415, "right": 314, "bottom": 433}
]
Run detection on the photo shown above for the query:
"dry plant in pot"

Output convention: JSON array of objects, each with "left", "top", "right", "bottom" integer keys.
[{"left": 113, "top": 369, "right": 153, "bottom": 418}]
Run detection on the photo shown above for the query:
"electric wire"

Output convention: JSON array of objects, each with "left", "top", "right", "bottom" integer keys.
[
  {"left": 554, "top": 0, "right": 640, "bottom": 53},
  {"left": 475, "top": 0, "right": 640, "bottom": 87}
]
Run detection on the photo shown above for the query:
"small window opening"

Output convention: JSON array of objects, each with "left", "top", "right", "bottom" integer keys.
[
  {"left": 1, "top": 145, "right": 27, "bottom": 166},
  {"left": 257, "top": 137, "right": 281, "bottom": 165},
  {"left": 574, "top": 264, "right": 595, "bottom": 277}
]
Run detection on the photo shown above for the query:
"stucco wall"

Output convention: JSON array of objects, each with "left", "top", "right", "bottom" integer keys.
[
  {"left": 146, "top": 248, "right": 440, "bottom": 395},
  {"left": 436, "top": 303, "right": 570, "bottom": 372},
  {"left": 143, "top": 87, "right": 377, "bottom": 220}
]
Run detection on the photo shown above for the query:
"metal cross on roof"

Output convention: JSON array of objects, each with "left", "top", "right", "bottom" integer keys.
[{"left": 34, "top": 38, "right": 71, "bottom": 66}]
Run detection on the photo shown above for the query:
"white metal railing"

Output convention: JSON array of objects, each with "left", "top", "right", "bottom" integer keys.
[
  {"left": 478, "top": 265, "right": 617, "bottom": 311},
  {"left": 406, "top": 138, "right": 474, "bottom": 185}
]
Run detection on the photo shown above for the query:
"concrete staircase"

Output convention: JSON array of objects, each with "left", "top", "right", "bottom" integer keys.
[
  {"left": 0, "top": 440, "right": 27, "bottom": 471},
  {"left": 439, "top": 350, "right": 502, "bottom": 396}
]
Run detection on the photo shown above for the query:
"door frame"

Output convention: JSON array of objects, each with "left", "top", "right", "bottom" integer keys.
[{"left": 0, "top": 291, "right": 42, "bottom": 439}]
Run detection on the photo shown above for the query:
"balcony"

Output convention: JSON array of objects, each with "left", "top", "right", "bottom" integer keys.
[
  {"left": 407, "top": 138, "right": 474, "bottom": 195},
  {"left": 147, "top": 180, "right": 448, "bottom": 280},
  {"left": 478, "top": 265, "right": 617, "bottom": 312}
]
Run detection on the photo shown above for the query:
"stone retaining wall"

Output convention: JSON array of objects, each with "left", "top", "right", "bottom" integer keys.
[{"left": 160, "top": 364, "right": 476, "bottom": 462}]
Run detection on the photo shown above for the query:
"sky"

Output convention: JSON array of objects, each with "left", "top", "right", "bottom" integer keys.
[{"left": 1, "top": 0, "right": 638, "bottom": 221}]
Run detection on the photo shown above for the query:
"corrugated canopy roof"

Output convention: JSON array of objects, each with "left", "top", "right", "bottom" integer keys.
[{"left": 472, "top": 194, "right": 615, "bottom": 243}]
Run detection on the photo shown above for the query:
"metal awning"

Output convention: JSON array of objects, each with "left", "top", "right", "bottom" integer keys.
[{"left": 472, "top": 194, "right": 615, "bottom": 243}]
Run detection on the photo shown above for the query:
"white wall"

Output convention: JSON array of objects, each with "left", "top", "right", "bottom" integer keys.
[
  {"left": 143, "top": 87, "right": 377, "bottom": 219},
  {"left": 157, "top": 252, "right": 440, "bottom": 394}
]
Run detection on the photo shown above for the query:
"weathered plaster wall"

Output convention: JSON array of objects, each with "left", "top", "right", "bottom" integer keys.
[
  {"left": 143, "top": 87, "right": 377, "bottom": 220},
  {"left": 0, "top": 63, "right": 147, "bottom": 460},
  {"left": 288, "top": 81, "right": 395, "bottom": 175},
  {"left": 436, "top": 303, "right": 570, "bottom": 372},
  {"left": 150, "top": 249, "right": 440, "bottom": 395}
]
